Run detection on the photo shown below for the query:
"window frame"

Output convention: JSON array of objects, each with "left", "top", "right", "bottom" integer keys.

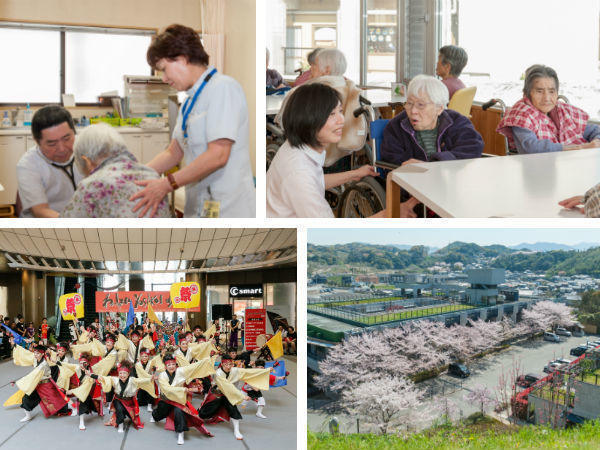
[{"left": 0, "top": 21, "right": 157, "bottom": 106}]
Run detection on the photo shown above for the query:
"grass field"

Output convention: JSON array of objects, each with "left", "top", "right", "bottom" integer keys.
[{"left": 308, "top": 416, "right": 600, "bottom": 449}]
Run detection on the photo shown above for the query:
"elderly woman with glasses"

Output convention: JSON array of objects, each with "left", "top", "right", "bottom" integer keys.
[
  {"left": 61, "top": 123, "right": 171, "bottom": 218},
  {"left": 381, "top": 74, "right": 484, "bottom": 167},
  {"left": 497, "top": 64, "right": 600, "bottom": 154}
]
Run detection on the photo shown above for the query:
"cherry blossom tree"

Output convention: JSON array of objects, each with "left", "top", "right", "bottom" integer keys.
[
  {"left": 340, "top": 375, "right": 424, "bottom": 434},
  {"left": 464, "top": 384, "right": 495, "bottom": 415}
]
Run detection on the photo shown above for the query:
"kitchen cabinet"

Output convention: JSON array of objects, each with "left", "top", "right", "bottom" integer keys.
[{"left": 0, "top": 135, "right": 27, "bottom": 204}]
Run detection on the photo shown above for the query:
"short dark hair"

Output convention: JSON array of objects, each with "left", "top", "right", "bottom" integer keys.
[
  {"left": 438, "top": 45, "right": 468, "bottom": 77},
  {"left": 255, "top": 359, "right": 266, "bottom": 368},
  {"left": 523, "top": 64, "right": 559, "bottom": 99},
  {"left": 282, "top": 83, "right": 341, "bottom": 149},
  {"left": 31, "top": 106, "right": 75, "bottom": 143},
  {"left": 147, "top": 24, "right": 209, "bottom": 69}
]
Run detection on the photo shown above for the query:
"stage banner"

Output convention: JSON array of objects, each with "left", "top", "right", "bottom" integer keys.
[
  {"left": 245, "top": 308, "right": 266, "bottom": 350},
  {"left": 95, "top": 291, "right": 201, "bottom": 312},
  {"left": 170, "top": 282, "right": 201, "bottom": 309},
  {"left": 59, "top": 293, "right": 84, "bottom": 320},
  {"left": 265, "top": 360, "right": 287, "bottom": 387}
]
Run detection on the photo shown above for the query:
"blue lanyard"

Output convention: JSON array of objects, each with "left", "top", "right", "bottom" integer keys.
[{"left": 181, "top": 67, "right": 217, "bottom": 139}]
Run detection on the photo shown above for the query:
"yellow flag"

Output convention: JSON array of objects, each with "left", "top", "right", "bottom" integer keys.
[
  {"left": 266, "top": 332, "right": 284, "bottom": 360},
  {"left": 59, "top": 293, "right": 84, "bottom": 320},
  {"left": 170, "top": 282, "right": 200, "bottom": 309},
  {"left": 4, "top": 390, "right": 25, "bottom": 407},
  {"left": 147, "top": 304, "right": 163, "bottom": 326}
]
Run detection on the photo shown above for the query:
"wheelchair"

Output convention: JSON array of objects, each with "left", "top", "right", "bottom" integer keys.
[{"left": 481, "top": 95, "right": 570, "bottom": 155}]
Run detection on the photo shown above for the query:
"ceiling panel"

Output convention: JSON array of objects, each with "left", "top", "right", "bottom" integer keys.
[
  {"left": 232, "top": 235, "right": 253, "bottom": 255},
  {"left": 0, "top": 228, "right": 295, "bottom": 273},
  {"left": 100, "top": 242, "right": 116, "bottom": 261},
  {"left": 83, "top": 229, "right": 100, "bottom": 243},
  {"left": 207, "top": 238, "right": 226, "bottom": 258},
  {"left": 31, "top": 236, "right": 52, "bottom": 256},
  {"left": 142, "top": 243, "right": 155, "bottom": 261},
  {"left": 54, "top": 229, "right": 72, "bottom": 242},
  {"left": 127, "top": 229, "right": 143, "bottom": 244},
  {"left": 257, "top": 229, "right": 281, "bottom": 252},
  {"left": 200, "top": 229, "right": 215, "bottom": 241},
  {"left": 194, "top": 240, "right": 211, "bottom": 259},
  {"left": 113, "top": 229, "right": 128, "bottom": 244},
  {"left": 142, "top": 228, "right": 157, "bottom": 243},
  {"left": 185, "top": 229, "right": 201, "bottom": 242},
  {"left": 129, "top": 243, "right": 143, "bottom": 261},
  {"left": 98, "top": 229, "right": 114, "bottom": 243},
  {"left": 115, "top": 243, "right": 129, "bottom": 261},
  {"left": 86, "top": 242, "right": 102, "bottom": 260},
  {"left": 61, "top": 240, "right": 78, "bottom": 260},
  {"left": 73, "top": 241, "right": 91, "bottom": 260},
  {"left": 68, "top": 229, "right": 86, "bottom": 242},
  {"left": 171, "top": 228, "right": 187, "bottom": 242},
  {"left": 155, "top": 243, "right": 171, "bottom": 260},
  {"left": 220, "top": 237, "right": 240, "bottom": 257},
  {"left": 40, "top": 229, "right": 57, "bottom": 240},
  {"left": 46, "top": 239, "right": 65, "bottom": 259},
  {"left": 213, "top": 229, "right": 230, "bottom": 239},
  {"left": 245, "top": 231, "right": 268, "bottom": 254},
  {"left": 156, "top": 229, "right": 172, "bottom": 243},
  {"left": 26, "top": 228, "right": 43, "bottom": 237}
]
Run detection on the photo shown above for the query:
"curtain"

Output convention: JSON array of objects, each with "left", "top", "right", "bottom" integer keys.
[{"left": 200, "top": 0, "right": 226, "bottom": 72}]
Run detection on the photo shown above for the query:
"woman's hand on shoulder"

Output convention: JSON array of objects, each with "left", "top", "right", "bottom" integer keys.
[{"left": 129, "top": 178, "right": 172, "bottom": 218}]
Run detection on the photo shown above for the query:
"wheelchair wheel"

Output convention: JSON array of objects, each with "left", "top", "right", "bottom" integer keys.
[
  {"left": 266, "top": 143, "right": 280, "bottom": 171},
  {"left": 339, "top": 176, "right": 386, "bottom": 218}
]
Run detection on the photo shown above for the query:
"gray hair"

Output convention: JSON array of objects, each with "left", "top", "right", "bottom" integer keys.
[
  {"left": 439, "top": 45, "right": 468, "bottom": 77},
  {"left": 315, "top": 48, "right": 347, "bottom": 76},
  {"left": 73, "top": 123, "right": 128, "bottom": 173},
  {"left": 523, "top": 64, "right": 559, "bottom": 98},
  {"left": 407, "top": 75, "right": 449, "bottom": 108},
  {"left": 307, "top": 48, "right": 323, "bottom": 65}
]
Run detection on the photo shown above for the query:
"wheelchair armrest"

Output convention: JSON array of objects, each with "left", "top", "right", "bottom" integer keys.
[{"left": 374, "top": 160, "right": 399, "bottom": 171}]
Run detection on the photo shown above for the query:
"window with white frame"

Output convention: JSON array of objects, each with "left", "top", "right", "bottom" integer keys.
[
  {"left": 0, "top": 23, "right": 153, "bottom": 104},
  {"left": 436, "top": 0, "right": 600, "bottom": 120}
]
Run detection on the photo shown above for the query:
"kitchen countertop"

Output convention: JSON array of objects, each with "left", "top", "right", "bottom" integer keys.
[{"left": 0, "top": 126, "right": 169, "bottom": 136}]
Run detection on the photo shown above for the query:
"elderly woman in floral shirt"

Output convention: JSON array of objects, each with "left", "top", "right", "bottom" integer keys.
[{"left": 61, "top": 123, "right": 170, "bottom": 217}]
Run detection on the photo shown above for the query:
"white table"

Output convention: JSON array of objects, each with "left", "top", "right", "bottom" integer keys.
[
  {"left": 362, "top": 89, "right": 406, "bottom": 108},
  {"left": 266, "top": 94, "right": 286, "bottom": 115},
  {"left": 386, "top": 149, "right": 600, "bottom": 218},
  {"left": 266, "top": 89, "right": 405, "bottom": 115}
]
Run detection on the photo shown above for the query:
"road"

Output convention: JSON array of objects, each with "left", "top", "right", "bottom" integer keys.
[{"left": 307, "top": 334, "right": 596, "bottom": 433}]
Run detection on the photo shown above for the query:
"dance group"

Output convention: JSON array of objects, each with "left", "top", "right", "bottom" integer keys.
[{"left": 6, "top": 322, "right": 288, "bottom": 445}]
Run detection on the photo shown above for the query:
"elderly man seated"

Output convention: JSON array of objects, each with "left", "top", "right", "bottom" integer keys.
[
  {"left": 381, "top": 74, "right": 483, "bottom": 166},
  {"left": 497, "top": 64, "right": 600, "bottom": 154},
  {"left": 61, "top": 123, "right": 170, "bottom": 217}
]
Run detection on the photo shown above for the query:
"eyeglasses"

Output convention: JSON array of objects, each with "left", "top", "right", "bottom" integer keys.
[{"left": 404, "top": 101, "right": 433, "bottom": 111}]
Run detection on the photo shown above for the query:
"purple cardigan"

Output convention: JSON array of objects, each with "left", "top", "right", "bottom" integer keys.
[{"left": 380, "top": 109, "right": 484, "bottom": 165}]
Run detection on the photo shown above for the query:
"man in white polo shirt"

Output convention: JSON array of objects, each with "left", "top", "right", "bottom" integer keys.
[{"left": 16, "top": 106, "right": 83, "bottom": 217}]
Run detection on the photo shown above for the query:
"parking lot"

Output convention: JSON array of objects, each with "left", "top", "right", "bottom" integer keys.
[{"left": 308, "top": 334, "right": 597, "bottom": 433}]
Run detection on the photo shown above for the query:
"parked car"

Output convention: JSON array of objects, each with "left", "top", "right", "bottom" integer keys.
[
  {"left": 543, "top": 332, "right": 560, "bottom": 342},
  {"left": 543, "top": 362, "right": 562, "bottom": 373},
  {"left": 448, "top": 362, "right": 470, "bottom": 378},
  {"left": 517, "top": 373, "right": 543, "bottom": 388},
  {"left": 555, "top": 358, "right": 573, "bottom": 365},
  {"left": 555, "top": 327, "right": 572, "bottom": 337},
  {"left": 572, "top": 328, "right": 585, "bottom": 337},
  {"left": 570, "top": 346, "right": 589, "bottom": 357}
]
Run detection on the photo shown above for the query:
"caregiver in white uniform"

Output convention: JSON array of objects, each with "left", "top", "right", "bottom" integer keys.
[{"left": 131, "top": 24, "right": 255, "bottom": 218}]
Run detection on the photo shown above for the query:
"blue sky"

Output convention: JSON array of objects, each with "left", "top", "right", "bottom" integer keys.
[{"left": 307, "top": 228, "right": 600, "bottom": 247}]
